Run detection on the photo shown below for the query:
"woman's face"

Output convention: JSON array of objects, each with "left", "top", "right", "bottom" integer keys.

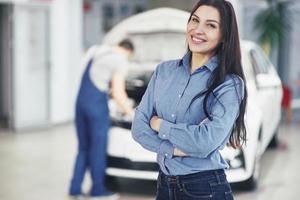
[{"left": 187, "top": 5, "right": 222, "bottom": 57}]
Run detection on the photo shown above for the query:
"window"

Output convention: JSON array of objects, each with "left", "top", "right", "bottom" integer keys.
[
  {"left": 241, "top": 49, "right": 256, "bottom": 82},
  {"left": 120, "top": 4, "right": 129, "bottom": 17},
  {"left": 103, "top": 4, "right": 114, "bottom": 32},
  {"left": 249, "top": 49, "right": 270, "bottom": 75}
]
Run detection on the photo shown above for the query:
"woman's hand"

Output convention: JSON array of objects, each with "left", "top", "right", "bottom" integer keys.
[
  {"left": 150, "top": 116, "right": 162, "bottom": 132},
  {"left": 173, "top": 147, "right": 187, "bottom": 157},
  {"left": 150, "top": 116, "right": 187, "bottom": 157}
]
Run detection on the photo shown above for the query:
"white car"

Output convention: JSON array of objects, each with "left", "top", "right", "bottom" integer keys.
[{"left": 104, "top": 8, "right": 282, "bottom": 190}]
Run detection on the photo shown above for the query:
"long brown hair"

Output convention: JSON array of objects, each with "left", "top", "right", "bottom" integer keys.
[{"left": 188, "top": 0, "right": 248, "bottom": 148}]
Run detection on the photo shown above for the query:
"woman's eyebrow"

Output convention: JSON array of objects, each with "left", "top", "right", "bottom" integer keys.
[
  {"left": 207, "top": 19, "right": 220, "bottom": 24},
  {"left": 192, "top": 14, "right": 199, "bottom": 18},
  {"left": 192, "top": 14, "right": 220, "bottom": 24}
]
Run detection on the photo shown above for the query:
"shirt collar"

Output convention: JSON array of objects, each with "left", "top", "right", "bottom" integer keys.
[
  {"left": 179, "top": 51, "right": 219, "bottom": 73},
  {"left": 205, "top": 56, "right": 218, "bottom": 72}
]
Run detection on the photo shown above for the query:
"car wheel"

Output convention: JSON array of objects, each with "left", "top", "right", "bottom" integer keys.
[
  {"left": 268, "top": 126, "right": 280, "bottom": 148},
  {"left": 106, "top": 175, "right": 120, "bottom": 190}
]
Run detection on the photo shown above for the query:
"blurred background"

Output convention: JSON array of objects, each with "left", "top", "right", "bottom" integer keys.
[
  {"left": 0, "top": 0, "right": 299, "bottom": 130},
  {"left": 0, "top": 0, "right": 300, "bottom": 200}
]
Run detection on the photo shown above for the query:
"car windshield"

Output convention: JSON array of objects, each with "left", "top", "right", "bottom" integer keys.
[{"left": 129, "top": 32, "right": 187, "bottom": 63}]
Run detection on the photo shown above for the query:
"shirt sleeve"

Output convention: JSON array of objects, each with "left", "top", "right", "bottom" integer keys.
[
  {"left": 81, "top": 46, "right": 98, "bottom": 70},
  {"left": 131, "top": 65, "right": 174, "bottom": 159},
  {"left": 113, "top": 55, "right": 129, "bottom": 77},
  {"left": 158, "top": 76, "right": 244, "bottom": 158}
]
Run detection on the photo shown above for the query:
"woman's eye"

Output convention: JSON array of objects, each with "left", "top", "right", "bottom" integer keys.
[
  {"left": 191, "top": 18, "right": 199, "bottom": 23},
  {"left": 207, "top": 24, "right": 216, "bottom": 28}
]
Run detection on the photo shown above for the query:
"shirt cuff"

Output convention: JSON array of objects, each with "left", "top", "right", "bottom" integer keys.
[
  {"left": 159, "top": 140, "right": 174, "bottom": 159},
  {"left": 158, "top": 119, "right": 172, "bottom": 140}
]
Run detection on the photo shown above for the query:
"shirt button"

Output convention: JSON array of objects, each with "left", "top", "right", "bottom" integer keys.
[
  {"left": 171, "top": 114, "right": 175, "bottom": 118},
  {"left": 165, "top": 153, "right": 168, "bottom": 157},
  {"left": 162, "top": 134, "right": 166, "bottom": 138},
  {"left": 178, "top": 94, "right": 182, "bottom": 98}
]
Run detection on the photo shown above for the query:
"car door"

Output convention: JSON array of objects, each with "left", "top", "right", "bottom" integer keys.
[{"left": 249, "top": 47, "right": 281, "bottom": 150}]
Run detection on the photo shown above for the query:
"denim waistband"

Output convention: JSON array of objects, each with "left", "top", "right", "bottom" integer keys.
[{"left": 159, "top": 169, "right": 225, "bottom": 183}]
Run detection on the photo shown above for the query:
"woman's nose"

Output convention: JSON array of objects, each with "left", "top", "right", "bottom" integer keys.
[{"left": 194, "top": 24, "right": 205, "bottom": 33}]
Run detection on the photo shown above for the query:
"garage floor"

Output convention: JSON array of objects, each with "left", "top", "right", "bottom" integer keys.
[{"left": 0, "top": 111, "right": 299, "bottom": 200}]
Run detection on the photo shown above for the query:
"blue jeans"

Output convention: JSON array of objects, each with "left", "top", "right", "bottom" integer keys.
[
  {"left": 69, "top": 59, "right": 110, "bottom": 196},
  {"left": 156, "top": 169, "right": 234, "bottom": 200},
  {"left": 69, "top": 94, "right": 110, "bottom": 196}
]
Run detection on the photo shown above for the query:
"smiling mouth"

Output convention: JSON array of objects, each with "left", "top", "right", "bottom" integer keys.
[{"left": 191, "top": 36, "right": 206, "bottom": 44}]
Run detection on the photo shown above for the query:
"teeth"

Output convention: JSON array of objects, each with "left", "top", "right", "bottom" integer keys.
[{"left": 192, "top": 36, "right": 205, "bottom": 43}]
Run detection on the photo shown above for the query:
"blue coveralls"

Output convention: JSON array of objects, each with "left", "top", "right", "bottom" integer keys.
[{"left": 69, "top": 59, "right": 110, "bottom": 196}]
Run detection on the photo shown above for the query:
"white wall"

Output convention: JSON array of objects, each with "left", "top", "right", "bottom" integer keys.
[
  {"left": 227, "top": 0, "right": 244, "bottom": 39},
  {"left": 83, "top": 1, "right": 103, "bottom": 49},
  {"left": 0, "top": 0, "right": 26, "bottom": 2},
  {"left": 50, "top": 0, "right": 83, "bottom": 124},
  {"left": 0, "top": 0, "right": 83, "bottom": 130},
  {"left": 13, "top": 4, "right": 51, "bottom": 130}
]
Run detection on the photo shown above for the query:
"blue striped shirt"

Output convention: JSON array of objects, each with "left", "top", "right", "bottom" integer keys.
[{"left": 131, "top": 52, "right": 244, "bottom": 175}]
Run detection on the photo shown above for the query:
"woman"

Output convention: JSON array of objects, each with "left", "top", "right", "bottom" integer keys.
[{"left": 132, "top": 0, "right": 247, "bottom": 199}]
